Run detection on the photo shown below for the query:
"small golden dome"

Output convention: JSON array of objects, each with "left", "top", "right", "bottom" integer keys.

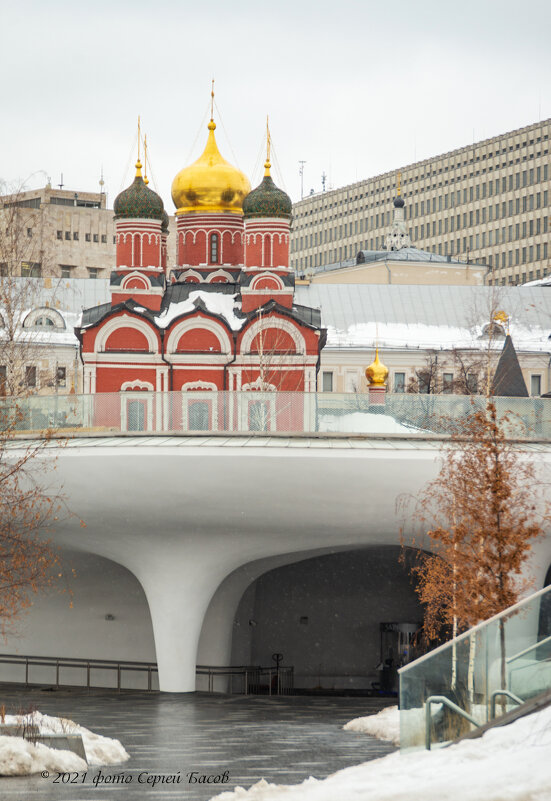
[
  {"left": 365, "top": 348, "right": 389, "bottom": 386},
  {"left": 171, "top": 121, "right": 251, "bottom": 216}
]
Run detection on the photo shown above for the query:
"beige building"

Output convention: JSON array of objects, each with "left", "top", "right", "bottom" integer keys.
[
  {"left": 304, "top": 249, "right": 486, "bottom": 286},
  {"left": 291, "top": 118, "right": 551, "bottom": 287},
  {"left": 302, "top": 198, "right": 487, "bottom": 286},
  {"left": 0, "top": 184, "right": 178, "bottom": 280}
]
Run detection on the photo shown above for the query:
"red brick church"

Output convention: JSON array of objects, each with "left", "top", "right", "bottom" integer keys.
[{"left": 76, "top": 111, "right": 325, "bottom": 431}]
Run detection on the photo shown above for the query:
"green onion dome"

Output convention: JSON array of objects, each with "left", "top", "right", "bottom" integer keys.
[
  {"left": 243, "top": 162, "right": 292, "bottom": 220},
  {"left": 161, "top": 210, "right": 169, "bottom": 233},
  {"left": 114, "top": 161, "right": 164, "bottom": 221}
]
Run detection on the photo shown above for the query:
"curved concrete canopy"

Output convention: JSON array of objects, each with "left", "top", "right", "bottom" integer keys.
[{"left": 12, "top": 435, "right": 551, "bottom": 691}]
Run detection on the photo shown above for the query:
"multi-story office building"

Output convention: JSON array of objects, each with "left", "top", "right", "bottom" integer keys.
[
  {"left": 0, "top": 186, "right": 119, "bottom": 279},
  {"left": 1, "top": 184, "right": 180, "bottom": 280},
  {"left": 291, "top": 119, "right": 551, "bottom": 286}
]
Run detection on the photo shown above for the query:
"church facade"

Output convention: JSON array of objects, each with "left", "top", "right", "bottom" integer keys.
[{"left": 76, "top": 114, "right": 326, "bottom": 430}]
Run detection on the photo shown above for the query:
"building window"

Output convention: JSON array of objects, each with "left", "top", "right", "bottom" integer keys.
[
  {"left": 60, "top": 265, "right": 73, "bottom": 278},
  {"left": 73, "top": 231, "right": 79, "bottom": 241},
  {"left": 85, "top": 233, "right": 91, "bottom": 242},
  {"left": 65, "top": 231, "right": 71, "bottom": 240},
  {"left": 25, "top": 366, "right": 37, "bottom": 388},
  {"left": 466, "top": 373, "right": 478, "bottom": 394},
  {"left": 443, "top": 373, "right": 454, "bottom": 394},
  {"left": 530, "top": 374, "right": 541, "bottom": 397},
  {"left": 93, "top": 234, "right": 99, "bottom": 243},
  {"left": 21, "top": 261, "right": 41, "bottom": 277},
  {"left": 322, "top": 371, "right": 333, "bottom": 392},
  {"left": 209, "top": 233, "right": 219, "bottom": 264},
  {"left": 57, "top": 230, "right": 62, "bottom": 240},
  {"left": 394, "top": 372, "right": 405, "bottom": 393},
  {"left": 26, "top": 227, "right": 32, "bottom": 238},
  {"left": 56, "top": 366, "right": 67, "bottom": 388},
  {"left": 101, "top": 234, "right": 107, "bottom": 243},
  {"left": 34, "top": 316, "right": 55, "bottom": 327},
  {"left": 88, "top": 267, "right": 99, "bottom": 279}
]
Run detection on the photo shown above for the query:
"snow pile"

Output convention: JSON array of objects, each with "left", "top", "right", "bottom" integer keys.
[
  {"left": 0, "top": 735, "right": 86, "bottom": 776},
  {"left": 155, "top": 291, "right": 245, "bottom": 331},
  {"left": 211, "top": 704, "right": 551, "bottom": 801},
  {"left": 319, "top": 412, "right": 421, "bottom": 434},
  {"left": 3, "top": 712, "right": 129, "bottom": 768},
  {"left": 343, "top": 705, "right": 400, "bottom": 745}
]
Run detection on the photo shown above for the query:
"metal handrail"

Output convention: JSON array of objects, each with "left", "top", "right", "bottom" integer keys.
[
  {"left": 0, "top": 653, "right": 158, "bottom": 693},
  {"left": 490, "top": 689, "right": 524, "bottom": 719},
  {"left": 196, "top": 664, "right": 294, "bottom": 696},
  {"left": 425, "top": 695, "right": 480, "bottom": 751},
  {"left": 0, "top": 654, "right": 294, "bottom": 695},
  {"left": 506, "top": 633, "right": 551, "bottom": 664}
]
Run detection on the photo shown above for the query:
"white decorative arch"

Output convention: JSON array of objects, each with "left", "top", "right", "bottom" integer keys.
[
  {"left": 250, "top": 273, "right": 284, "bottom": 291},
  {"left": 241, "top": 377, "right": 278, "bottom": 391},
  {"left": 121, "top": 380, "right": 154, "bottom": 391},
  {"left": 23, "top": 307, "right": 66, "bottom": 330},
  {"left": 240, "top": 316, "right": 306, "bottom": 355},
  {"left": 95, "top": 315, "right": 158, "bottom": 354},
  {"left": 208, "top": 269, "right": 233, "bottom": 283},
  {"left": 180, "top": 269, "right": 203, "bottom": 283},
  {"left": 166, "top": 316, "right": 232, "bottom": 355},
  {"left": 121, "top": 271, "right": 152, "bottom": 291},
  {"left": 181, "top": 380, "right": 218, "bottom": 391},
  {"left": 181, "top": 384, "right": 219, "bottom": 431}
]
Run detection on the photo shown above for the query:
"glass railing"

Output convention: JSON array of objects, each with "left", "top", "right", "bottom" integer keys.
[
  {"left": 1, "top": 391, "right": 551, "bottom": 438},
  {"left": 398, "top": 583, "right": 551, "bottom": 751}
]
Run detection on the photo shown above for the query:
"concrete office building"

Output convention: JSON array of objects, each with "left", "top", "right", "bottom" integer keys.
[
  {"left": 291, "top": 118, "right": 551, "bottom": 286},
  {"left": 0, "top": 184, "right": 178, "bottom": 279}
]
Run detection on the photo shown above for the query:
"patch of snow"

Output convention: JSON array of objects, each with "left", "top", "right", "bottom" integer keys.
[
  {"left": 343, "top": 706, "right": 400, "bottom": 745},
  {"left": 319, "top": 412, "right": 421, "bottom": 434},
  {"left": 210, "top": 703, "right": 551, "bottom": 801},
  {"left": 4, "top": 712, "right": 129, "bottom": 768},
  {"left": 325, "top": 320, "right": 551, "bottom": 353},
  {"left": 155, "top": 291, "right": 246, "bottom": 331},
  {"left": 132, "top": 305, "right": 147, "bottom": 313},
  {"left": 0, "top": 736, "right": 86, "bottom": 776}
]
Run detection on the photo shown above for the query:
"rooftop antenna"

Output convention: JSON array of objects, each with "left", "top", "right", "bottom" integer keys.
[
  {"left": 321, "top": 171, "right": 327, "bottom": 192},
  {"left": 58, "top": 173, "right": 64, "bottom": 190},
  {"left": 299, "top": 160, "right": 306, "bottom": 200},
  {"left": 210, "top": 78, "right": 215, "bottom": 122},
  {"left": 99, "top": 166, "right": 105, "bottom": 194}
]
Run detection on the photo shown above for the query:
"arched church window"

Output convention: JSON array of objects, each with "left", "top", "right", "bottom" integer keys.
[{"left": 210, "top": 233, "right": 219, "bottom": 264}]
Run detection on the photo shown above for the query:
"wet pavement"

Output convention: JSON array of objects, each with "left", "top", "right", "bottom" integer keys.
[{"left": 0, "top": 686, "right": 396, "bottom": 800}]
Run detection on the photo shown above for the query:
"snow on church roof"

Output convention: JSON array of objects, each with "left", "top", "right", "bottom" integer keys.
[
  {"left": 155, "top": 289, "right": 246, "bottom": 331},
  {"left": 295, "top": 284, "right": 551, "bottom": 352}
]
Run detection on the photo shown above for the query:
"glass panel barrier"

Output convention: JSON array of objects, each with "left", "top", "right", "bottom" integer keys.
[
  {"left": 398, "top": 583, "right": 551, "bottom": 751},
  {"left": 0, "top": 392, "right": 550, "bottom": 438}
]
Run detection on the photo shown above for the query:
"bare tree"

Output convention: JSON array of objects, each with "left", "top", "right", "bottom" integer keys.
[{"left": 0, "top": 181, "right": 63, "bottom": 397}]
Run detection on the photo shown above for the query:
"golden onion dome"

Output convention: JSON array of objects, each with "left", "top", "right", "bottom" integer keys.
[
  {"left": 171, "top": 121, "right": 251, "bottom": 216},
  {"left": 365, "top": 348, "right": 389, "bottom": 386}
]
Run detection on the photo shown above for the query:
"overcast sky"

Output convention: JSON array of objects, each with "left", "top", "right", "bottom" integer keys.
[{"left": 2, "top": 0, "right": 550, "bottom": 208}]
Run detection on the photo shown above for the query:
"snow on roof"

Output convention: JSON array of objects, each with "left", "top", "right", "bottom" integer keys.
[
  {"left": 524, "top": 274, "right": 551, "bottom": 287},
  {"left": 295, "top": 284, "right": 551, "bottom": 352},
  {"left": 154, "top": 290, "right": 246, "bottom": 331}
]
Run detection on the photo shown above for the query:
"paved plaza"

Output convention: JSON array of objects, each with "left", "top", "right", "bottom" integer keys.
[{"left": 0, "top": 687, "right": 396, "bottom": 800}]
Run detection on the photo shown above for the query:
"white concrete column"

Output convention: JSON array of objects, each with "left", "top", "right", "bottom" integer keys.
[{"left": 134, "top": 550, "right": 230, "bottom": 692}]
